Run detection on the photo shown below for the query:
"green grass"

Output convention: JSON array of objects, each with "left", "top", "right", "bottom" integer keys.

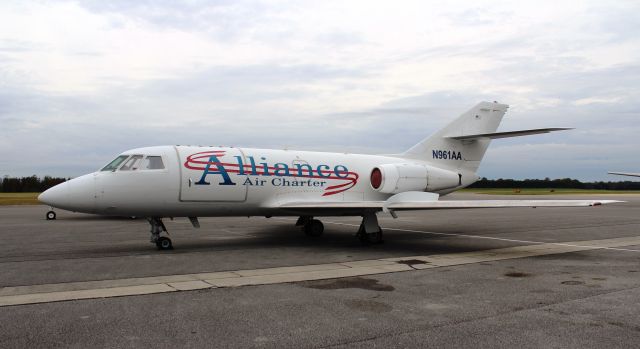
[
  {"left": 460, "top": 188, "right": 640, "bottom": 195},
  {"left": 0, "top": 193, "right": 40, "bottom": 205}
]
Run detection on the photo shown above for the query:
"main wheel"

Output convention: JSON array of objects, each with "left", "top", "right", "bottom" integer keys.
[
  {"left": 46, "top": 211, "right": 56, "bottom": 220},
  {"left": 356, "top": 225, "right": 370, "bottom": 244},
  {"left": 304, "top": 219, "right": 324, "bottom": 237},
  {"left": 156, "top": 236, "right": 173, "bottom": 250},
  {"left": 373, "top": 230, "right": 384, "bottom": 244},
  {"left": 356, "top": 225, "right": 383, "bottom": 244}
]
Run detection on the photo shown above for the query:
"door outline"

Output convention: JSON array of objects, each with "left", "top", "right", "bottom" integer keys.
[{"left": 176, "top": 146, "right": 248, "bottom": 202}]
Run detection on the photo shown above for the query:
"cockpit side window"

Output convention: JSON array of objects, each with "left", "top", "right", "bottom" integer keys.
[
  {"left": 144, "top": 156, "right": 165, "bottom": 170},
  {"left": 120, "top": 155, "right": 144, "bottom": 171},
  {"left": 101, "top": 155, "right": 129, "bottom": 171}
]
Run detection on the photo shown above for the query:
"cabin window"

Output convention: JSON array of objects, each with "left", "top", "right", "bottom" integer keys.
[
  {"left": 101, "top": 155, "right": 129, "bottom": 171},
  {"left": 144, "top": 156, "right": 165, "bottom": 170},
  {"left": 120, "top": 155, "right": 144, "bottom": 171}
]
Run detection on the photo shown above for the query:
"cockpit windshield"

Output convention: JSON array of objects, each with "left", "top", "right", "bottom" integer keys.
[
  {"left": 101, "top": 155, "right": 129, "bottom": 171},
  {"left": 120, "top": 155, "right": 144, "bottom": 171},
  {"left": 100, "top": 154, "right": 166, "bottom": 172}
]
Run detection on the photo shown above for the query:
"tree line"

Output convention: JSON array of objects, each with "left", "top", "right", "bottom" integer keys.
[
  {"left": 1, "top": 176, "right": 68, "bottom": 193},
  {"left": 1, "top": 175, "right": 639, "bottom": 192}
]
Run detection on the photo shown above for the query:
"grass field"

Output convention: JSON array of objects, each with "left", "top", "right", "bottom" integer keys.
[
  {"left": 460, "top": 188, "right": 640, "bottom": 195},
  {"left": 0, "top": 193, "right": 40, "bottom": 205}
]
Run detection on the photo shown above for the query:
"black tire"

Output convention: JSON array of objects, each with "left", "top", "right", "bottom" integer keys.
[
  {"left": 156, "top": 237, "right": 173, "bottom": 250},
  {"left": 356, "top": 225, "right": 370, "bottom": 244},
  {"left": 305, "top": 219, "right": 324, "bottom": 237},
  {"left": 356, "top": 225, "right": 383, "bottom": 244},
  {"left": 46, "top": 211, "right": 56, "bottom": 220},
  {"left": 373, "top": 230, "right": 384, "bottom": 244}
]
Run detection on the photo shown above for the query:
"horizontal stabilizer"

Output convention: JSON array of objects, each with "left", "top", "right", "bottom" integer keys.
[
  {"left": 446, "top": 128, "right": 572, "bottom": 140},
  {"left": 608, "top": 172, "right": 640, "bottom": 178}
]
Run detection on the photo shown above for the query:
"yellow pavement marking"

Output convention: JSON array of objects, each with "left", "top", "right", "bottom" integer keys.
[{"left": 1, "top": 235, "right": 639, "bottom": 307}]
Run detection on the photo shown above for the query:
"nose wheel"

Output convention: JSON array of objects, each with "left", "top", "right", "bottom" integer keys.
[
  {"left": 46, "top": 211, "right": 56, "bottom": 220},
  {"left": 148, "top": 218, "right": 173, "bottom": 250},
  {"left": 156, "top": 236, "right": 173, "bottom": 250}
]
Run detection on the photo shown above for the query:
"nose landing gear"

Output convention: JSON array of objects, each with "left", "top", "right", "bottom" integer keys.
[
  {"left": 45, "top": 210, "right": 56, "bottom": 220},
  {"left": 148, "top": 218, "right": 173, "bottom": 250},
  {"left": 156, "top": 236, "right": 173, "bottom": 250}
]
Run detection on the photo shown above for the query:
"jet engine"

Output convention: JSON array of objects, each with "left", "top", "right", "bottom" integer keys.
[{"left": 370, "top": 163, "right": 461, "bottom": 194}]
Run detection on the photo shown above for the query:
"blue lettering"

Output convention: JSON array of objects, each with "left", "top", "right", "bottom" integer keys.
[
  {"left": 247, "top": 156, "right": 258, "bottom": 175},
  {"left": 295, "top": 163, "right": 313, "bottom": 177},
  {"left": 260, "top": 157, "right": 270, "bottom": 176},
  {"left": 273, "top": 163, "right": 290, "bottom": 176},
  {"left": 317, "top": 164, "right": 330, "bottom": 178},
  {"left": 195, "top": 154, "right": 235, "bottom": 186},
  {"left": 235, "top": 156, "right": 245, "bottom": 175},
  {"left": 432, "top": 149, "right": 463, "bottom": 160},
  {"left": 334, "top": 165, "right": 349, "bottom": 178}
]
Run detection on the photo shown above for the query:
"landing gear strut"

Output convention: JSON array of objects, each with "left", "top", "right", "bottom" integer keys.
[
  {"left": 356, "top": 212, "right": 384, "bottom": 244},
  {"left": 148, "top": 218, "right": 172, "bottom": 250},
  {"left": 296, "top": 216, "right": 325, "bottom": 237}
]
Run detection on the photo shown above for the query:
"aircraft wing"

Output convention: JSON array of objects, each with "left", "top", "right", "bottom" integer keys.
[
  {"left": 383, "top": 199, "right": 620, "bottom": 210},
  {"left": 446, "top": 128, "right": 572, "bottom": 140},
  {"left": 608, "top": 172, "right": 640, "bottom": 178},
  {"left": 279, "top": 191, "right": 622, "bottom": 212}
]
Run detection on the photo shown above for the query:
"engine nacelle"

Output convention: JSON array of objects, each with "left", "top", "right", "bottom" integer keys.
[
  {"left": 425, "top": 166, "right": 461, "bottom": 191},
  {"left": 370, "top": 164, "right": 461, "bottom": 194}
]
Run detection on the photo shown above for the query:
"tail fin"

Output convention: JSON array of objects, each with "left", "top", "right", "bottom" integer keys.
[{"left": 402, "top": 101, "right": 508, "bottom": 173}]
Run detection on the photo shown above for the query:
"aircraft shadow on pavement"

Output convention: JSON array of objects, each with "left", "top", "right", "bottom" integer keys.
[{"left": 71, "top": 223, "right": 493, "bottom": 257}]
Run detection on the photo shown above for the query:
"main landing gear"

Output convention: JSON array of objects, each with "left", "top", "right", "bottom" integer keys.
[
  {"left": 356, "top": 212, "right": 384, "bottom": 244},
  {"left": 148, "top": 218, "right": 173, "bottom": 250},
  {"left": 296, "top": 216, "right": 324, "bottom": 237},
  {"left": 295, "top": 213, "right": 384, "bottom": 244}
]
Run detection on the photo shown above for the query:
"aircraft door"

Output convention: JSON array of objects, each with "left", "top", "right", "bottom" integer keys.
[{"left": 178, "top": 146, "right": 248, "bottom": 202}]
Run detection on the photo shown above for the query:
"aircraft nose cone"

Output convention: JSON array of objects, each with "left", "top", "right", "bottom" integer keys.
[
  {"left": 38, "top": 174, "right": 97, "bottom": 213},
  {"left": 37, "top": 188, "right": 56, "bottom": 206}
]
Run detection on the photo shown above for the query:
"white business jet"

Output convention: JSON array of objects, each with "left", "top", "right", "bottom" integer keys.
[{"left": 39, "top": 102, "right": 619, "bottom": 250}]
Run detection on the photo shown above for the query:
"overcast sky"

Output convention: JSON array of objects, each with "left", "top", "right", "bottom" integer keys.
[{"left": 1, "top": 0, "right": 638, "bottom": 180}]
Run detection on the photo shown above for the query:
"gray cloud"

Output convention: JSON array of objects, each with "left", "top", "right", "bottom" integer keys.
[{"left": 1, "top": 1, "right": 639, "bottom": 181}]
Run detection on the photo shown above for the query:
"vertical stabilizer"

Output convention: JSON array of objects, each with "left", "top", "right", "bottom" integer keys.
[{"left": 403, "top": 101, "right": 509, "bottom": 172}]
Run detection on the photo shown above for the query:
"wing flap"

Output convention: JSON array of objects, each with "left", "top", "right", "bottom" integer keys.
[
  {"left": 279, "top": 198, "right": 622, "bottom": 211},
  {"left": 280, "top": 201, "right": 384, "bottom": 209},
  {"left": 386, "top": 199, "right": 622, "bottom": 210}
]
